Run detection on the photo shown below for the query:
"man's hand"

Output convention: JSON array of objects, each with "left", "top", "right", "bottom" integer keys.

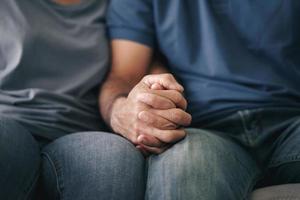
[
  {"left": 110, "top": 74, "right": 192, "bottom": 154},
  {"left": 99, "top": 40, "right": 191, "bottom": 155}
]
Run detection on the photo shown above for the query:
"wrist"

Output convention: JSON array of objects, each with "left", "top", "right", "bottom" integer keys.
[{"left": 109, "top": 95, "right": 127, "bottom": 131}]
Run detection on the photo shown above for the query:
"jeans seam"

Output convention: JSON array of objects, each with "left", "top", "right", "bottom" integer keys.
[
  {"left": 42, "top": 152, "right": 64, "bottom": 200},
  {"left": 22, "top": 167, "right": 40, "bottom": 200}
]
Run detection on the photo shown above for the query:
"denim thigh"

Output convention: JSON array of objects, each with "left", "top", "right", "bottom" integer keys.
[
  {"left": 260, "top": 117, "right": 300, "bottom": 186},
  {"left": 41, "top": 132, "right": 145, "bottom": 200},
  {"left": 0, "top": 117, "right": 40, "bottom": 200},
  {"left": 146, "top": 128, "right": 261, "bottom": 200}
]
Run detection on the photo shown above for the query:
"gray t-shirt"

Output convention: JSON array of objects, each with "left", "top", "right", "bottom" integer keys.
[{"left": 0, "top": 0, "right": 109, "bottom": 139}]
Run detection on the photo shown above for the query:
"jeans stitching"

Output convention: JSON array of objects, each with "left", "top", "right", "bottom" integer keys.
[
  {"left": 42, "top": 152, "right": 64, "bottom": 200},
  {"left": 22, "top": 167, "right": 40, "bottom": 200}
]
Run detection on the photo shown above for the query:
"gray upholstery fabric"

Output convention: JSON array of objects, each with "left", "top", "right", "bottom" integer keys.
[{"left": 251, "top": 184, "right": 300, "bottom": 200}]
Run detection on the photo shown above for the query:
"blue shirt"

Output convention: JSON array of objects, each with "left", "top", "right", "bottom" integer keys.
[
  {"left": 107, "top": 0, "right": 300, "bottom": 125},
  {"left": 0, "top": 0, "right": 109, "bottom": 139}
]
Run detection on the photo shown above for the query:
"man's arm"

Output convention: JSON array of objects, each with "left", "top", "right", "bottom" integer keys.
[
  {"left": 99, "top": 40, "right": 191, "bottom": 154},
  {"left": 99, "top": 40, "right": 153, "bottom": 126}
]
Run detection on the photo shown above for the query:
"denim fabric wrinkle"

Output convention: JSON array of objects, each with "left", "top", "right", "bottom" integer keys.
[
  {"left": 42, "top": 152, "right": 63, "bottom": 200},
  {"left": 23, "top": 166, "right": 40, "bottom": 200}
]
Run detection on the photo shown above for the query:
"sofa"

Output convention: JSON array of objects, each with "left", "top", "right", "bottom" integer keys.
[{"left": 251, "top": 184, "right": 300, "bottom": 200}]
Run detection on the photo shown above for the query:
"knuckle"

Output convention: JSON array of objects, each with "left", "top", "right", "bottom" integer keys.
[
  {"left": 172, "top": 109, "right": 183, "bottom": 122},
  {"left": 163, "top": 122, "right": 178, "bottom": 129},
  {"left": 164, "top": 73, "right": 174, "bottom": 81},
  {"left": 165, "top": 73, "right": 174, "bottom": 78},
  {"left": 172, "top": 91, "right": 183, "bottom": 103},
  {"left": 160, "top": 133, "right": 173, "bottom": 143},
  {"left": 143, "top": 74, "right": 151, "bottom": 81}
]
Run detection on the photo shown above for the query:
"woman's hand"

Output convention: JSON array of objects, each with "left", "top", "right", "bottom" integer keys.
[{"left": 110, "top": 74, "right": 192, "bottom": 155}]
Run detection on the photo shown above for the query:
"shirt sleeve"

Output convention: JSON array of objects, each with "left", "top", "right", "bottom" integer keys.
[{"left": 106, "top": 0, "right": 155, "bottom": 48}]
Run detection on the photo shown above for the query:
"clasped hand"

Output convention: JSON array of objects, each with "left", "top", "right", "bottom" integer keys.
[{"left": 110, "top": 74, "right": 192, "bottom": 155}]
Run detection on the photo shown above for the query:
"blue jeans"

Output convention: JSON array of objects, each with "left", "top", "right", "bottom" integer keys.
[
  {"left": 0, "top": 117, "right": 40, "bottom": 200},
  {"left": 1, "top": 107, "right": 300, "bottom": 200},
  {"left": 41, "top": 132, "right": 145, "bottom": 200},
  {"left": 0, "top": 117, "right": 145, "bottom": 200},
  {"left": 146, "top": 107, "right": 300, "bottom": 199}
]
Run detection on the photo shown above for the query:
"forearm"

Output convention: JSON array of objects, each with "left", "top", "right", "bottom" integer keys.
[
  {"left": 99, "top": 74, "right": 134, "bottom": 127},
  {"left": 99, "top": 40, "right": 154, "bottom": 128}
]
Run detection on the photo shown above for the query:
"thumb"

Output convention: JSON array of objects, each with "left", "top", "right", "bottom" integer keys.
[{"left": 143, "top": 74, "right": 184, "bottom": 92}]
